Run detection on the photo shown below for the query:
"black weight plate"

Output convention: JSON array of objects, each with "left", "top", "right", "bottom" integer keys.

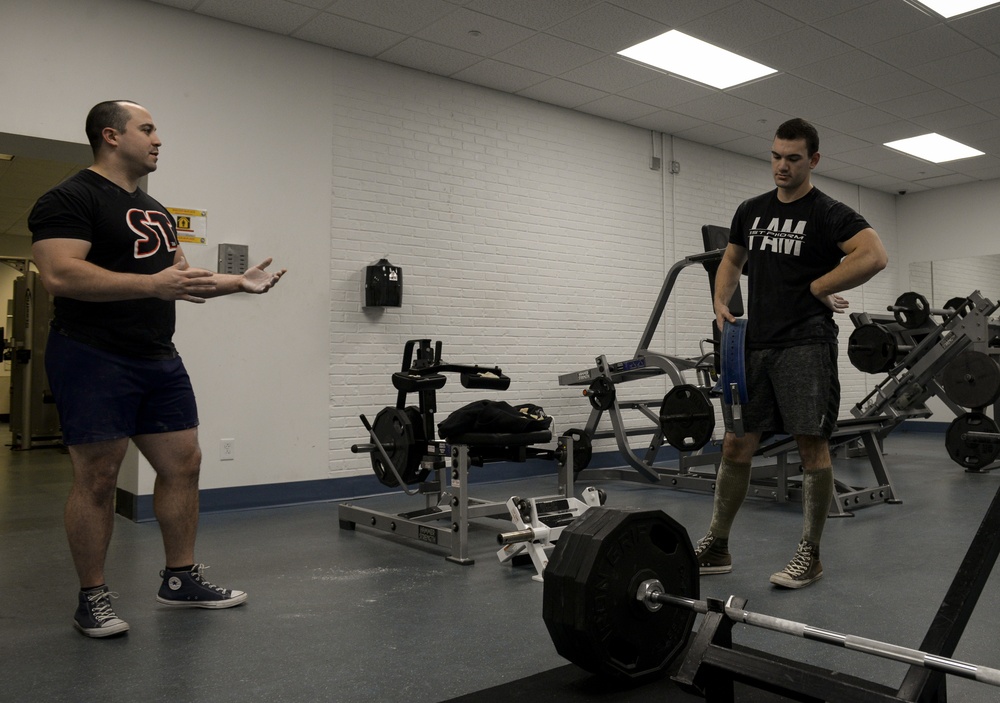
[
  {"left": 946, "top": 412, "right": 1000, "bottom": 470},
  {"left": 892, "top": 291, "right": 930, "bottom": 329},
  {"left": 370, "top": 406, "right": 414, "bottom": 487},
  {"left": 942, "top": 350, "right": 1000, "bottom": 409},
  {"left": 587, "top": 376, "right": 616, "bottom": 411},
  {"left": 848, "top": 323, "right": 899, "bottom": 374},
  {"left": 659, "top": 384, "right": 715, "bottom": 451},
  {"left": 542, "top": 507, "right": 699, "bottom": 681},
  {"left": 402, "top": 406, "right": 430, "bottom": 484},
  {"left": 561, "top": 428, "right": 593, "bottom": 474},
  {"left": 944, "top": 296, "right": 970, "bottom": 319}
]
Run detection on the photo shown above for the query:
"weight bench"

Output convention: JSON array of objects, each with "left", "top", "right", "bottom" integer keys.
[
  {"left": 556, "top": 225, "right": 902, "bottom": 516},
  {"left": 339, "top": 339, "right": 581, "bottom": 565}
]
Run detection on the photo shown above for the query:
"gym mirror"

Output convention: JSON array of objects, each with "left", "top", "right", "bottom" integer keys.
[{"left": 909, "top": 255, "right": 1000, "bottom": 308}]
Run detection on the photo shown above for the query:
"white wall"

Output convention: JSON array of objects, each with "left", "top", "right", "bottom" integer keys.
[
  {"left": 898, "top": 181, "right": 1000, "bottom": 269},
  {"left": 5, "top": 0, "right": 964, "bottom": 498},
  {"left": 1, "top": 0, "right": 332, "bottom": 492}
]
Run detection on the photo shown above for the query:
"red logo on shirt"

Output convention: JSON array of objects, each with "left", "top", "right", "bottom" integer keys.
[{"left": 127, "top": 209, "right": 179, "bottom": 259}]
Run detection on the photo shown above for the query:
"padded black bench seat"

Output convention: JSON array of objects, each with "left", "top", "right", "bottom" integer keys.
[{"left": 444, "top": 430, "right": 554, "bottom": 466}]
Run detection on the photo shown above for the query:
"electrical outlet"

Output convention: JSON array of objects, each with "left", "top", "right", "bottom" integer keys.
[{"left": 220, "top": 438, "right": 235, "bottom": 461}]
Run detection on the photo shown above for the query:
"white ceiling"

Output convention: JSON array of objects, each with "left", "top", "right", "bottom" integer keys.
[
  {"left": 6, "top": 0, "right": 1000, "bottom": 238},
  {"left": 141, "top": 0, "right": 1000, "bottom": 195}
]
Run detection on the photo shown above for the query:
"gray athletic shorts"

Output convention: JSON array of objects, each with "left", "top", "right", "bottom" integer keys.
[{"left": 724, "top": 343, "right": 840, "bottom": 438}]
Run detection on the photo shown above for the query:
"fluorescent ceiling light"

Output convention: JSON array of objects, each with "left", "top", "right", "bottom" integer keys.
[
  {"left": 911, "top": 0, "right": 1000, "bottom": 18},
  {"left": 884, "top": 133, "right": 984, "bottom": 163},
  {"left": 618, "top": 30, "right": 777, "bottom": 90}
]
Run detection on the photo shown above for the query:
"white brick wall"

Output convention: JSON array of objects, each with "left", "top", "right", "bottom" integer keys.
[{"left": 329, "top": 59, "right": 901, "bottom": 475}]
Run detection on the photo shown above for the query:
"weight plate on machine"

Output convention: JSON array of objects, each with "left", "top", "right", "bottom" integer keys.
[
  {"left": 659, "top": 384, "right": 715, "bottom": 451},
  {"left": 561, "top": 428, "right": 593, "bottom": 474},
  {"left": 542, "top": 507, "right": 699, "bottom": 681},
  {"left": 848, "top": 323, "right": 899, "bottom": 374},
  {"left": 369, "top": 406, "right": 428, "bottom": 487},
  {"left": 944, "top": 296, "right": 970, "bottom": 320},
  {"left": 892, "top": 291, "right": 930, "bottom": 329},
  {"left": 945, "top": 412, "right": 1000, "bottom": 470},
  {"left": 942, "top": 350, "right": 1000, "bottom": 409},
  {"left": 587, "top": 376, "right": 616, "bottom": 411}
]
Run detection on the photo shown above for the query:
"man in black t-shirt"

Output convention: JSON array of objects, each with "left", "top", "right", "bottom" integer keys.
[
  {"left": 694, "top": 118, "right": 888, "bottom": 589},
  {"left": 28, "top": 100, "right": 285, "bottom": 637}
]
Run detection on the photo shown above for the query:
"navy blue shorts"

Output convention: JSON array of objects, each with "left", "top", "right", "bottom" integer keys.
[{"left": 44, "top": 330, "right": 199, "bottom": 446}]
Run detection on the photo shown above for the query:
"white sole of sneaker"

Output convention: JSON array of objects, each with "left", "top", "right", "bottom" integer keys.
[
  {"left": 156, "top": 591, "right": 248, "bottom": 608},
  {"left": 769, "top": 572, "right": 823, "bottom": 589},
  {"left": 74, "top": 620, "right": 130, "bottom": 637},
  {"left": 700, "top": 565, "right": 733, "bottom": 575}
]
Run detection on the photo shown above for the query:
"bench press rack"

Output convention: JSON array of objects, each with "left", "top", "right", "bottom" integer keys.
[
  {"left": 557, "top": 225, "right": 901, "bottom": 516},
  {"left": 339, "top": 339, "right": 584, "bottom": 565}
]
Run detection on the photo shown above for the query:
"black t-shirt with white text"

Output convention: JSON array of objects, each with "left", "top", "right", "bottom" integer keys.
[
  {"left": 28, "top": 169, "right": 179, "bottom": 358},
  {"left": 729, "top": 187, "right": 870, "bottom": 348}
]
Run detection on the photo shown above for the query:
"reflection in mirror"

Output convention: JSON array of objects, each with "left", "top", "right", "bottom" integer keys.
[{"left": 908, "top": 256, "right": 1000, "bottom": 308}]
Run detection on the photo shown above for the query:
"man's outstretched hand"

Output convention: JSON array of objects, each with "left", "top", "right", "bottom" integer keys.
[{"left": 241, "top": 258, "right": 286, "bottom": 294}]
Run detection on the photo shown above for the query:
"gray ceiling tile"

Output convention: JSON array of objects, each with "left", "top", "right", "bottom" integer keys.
[
  {"left": 912, "top": 105, "right": 997, "bottom": 132},
  {"left": 608, "top": 0, "right": 742, "bottom": 26},
  {"left": 742, "top": 26, "right": 853, "bottom": 72},
  {"left": 754, "top": 0, "right": 880, "bottom": 24},
  {"left": 451, "top": 59, "right": 550, "bottom": 93},
  {"left": 516, "top": 78, "right": 609, "bottom": 108},
  {"left": 948, "top": 4, "right": 1000, "bottom": 45},
  {"left": 795, "top": 51, "right": 894, "bottom": 90},
  {"left": 576, "top": 94, "right": 661, "bottom": 122},
  {"left": 839, "top": 71, "right": 933, "bottom": 105},
  {"left": 324, "top": 0, "right": 455, "bottom": 33},
  {"left": 377, "top": 37, "right": 482, "bottom": 75},
  {"left": 813, "top": 0, "right": 937, "bottom": 47},
  {"left": 415, "top": 8, "right": 537, "bottom": 54},
  {"left": 463, "top": 0, "right": 603, "bottom": 30},
  {"left": 559, "top": 55, "right": 662, "bottom": 94},
  {"left": 671, "top": 93, "right": 767, "bottom": 122},
  {"left": 195, "top": 0, "right": 319, "bottom": 33},
  {"left": 878, "top": 89, "right": 967, "bottom": 119},
  {"left": 626, "top": 109, "right": 705, "bottom": 133},
  {"left": 714, "top": 134, "right": 774, "bottom": 158},
  {"left": 492, "top": 34, "right": 604, "bottom": 75},
  {"left": 909, "top": 49, "right": 1000, "bottom": 88},
  {"left": 546, "top": 3, "right": 668, "bottom": 52},
  {"left": 679, "top": 0, "right": 804, "bottom": 49},
  {"left": 867, "top": 25, "right": 977, "bottom": 67},
  {"left": 673, "top": 122, "right": 750, "bottom": 145},
  {"left": 617, "top": 74, "right": 715, "bottom": 110},
  {"left": 294, "top": 13, "right": 406, "bottom": 55}
]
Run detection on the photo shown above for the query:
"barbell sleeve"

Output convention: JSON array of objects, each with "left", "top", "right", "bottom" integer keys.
[{"left": 645, "top": 587, "right": 1000, "bottom": 688}]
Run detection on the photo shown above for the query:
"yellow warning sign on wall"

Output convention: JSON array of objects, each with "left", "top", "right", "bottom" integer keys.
[{"left": 168, "top": 207, "right": 207, "bottom": 244}]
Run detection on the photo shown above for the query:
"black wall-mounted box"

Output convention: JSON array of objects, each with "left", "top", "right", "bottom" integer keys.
[{"left": 363, "top": 258, "right": 402, "bottom": 307}]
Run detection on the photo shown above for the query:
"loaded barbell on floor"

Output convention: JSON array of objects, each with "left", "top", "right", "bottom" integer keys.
[{"left": 542, "top": 506, "right": 1000, "bottom": 691}]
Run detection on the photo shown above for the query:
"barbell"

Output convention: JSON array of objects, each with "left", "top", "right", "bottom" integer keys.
[
  {"left": 542, "top": 506, "right": 1000, "bottom": 688},
  {"left": 888, "top": 291, "right": 962, "bottom": 330}
]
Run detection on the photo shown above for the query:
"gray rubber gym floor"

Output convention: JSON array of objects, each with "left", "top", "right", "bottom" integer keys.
[{"left": 3, "top": 426, "right": 999, "bottom": 702}]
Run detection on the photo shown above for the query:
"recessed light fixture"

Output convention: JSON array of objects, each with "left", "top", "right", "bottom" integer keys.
[
  {"left": 618, "top": 30, "right": 777, "bottom": 90},
  {"left": 910, "top": 0, "right": 1000, "bottom": 18},
  {"left": 0, "top": 154, "right": 14, "bottom": 161},
  {"left": 884, "top": 133, "right": 984, "bottom": 163}
]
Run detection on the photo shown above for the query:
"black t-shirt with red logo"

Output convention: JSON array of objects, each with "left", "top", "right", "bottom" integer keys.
[
  {"left": 28, "top": 168, "right": 179, "bottom": 358},
  {"left": 729, "top": 187, "right": 871, "bottom": 349}
]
